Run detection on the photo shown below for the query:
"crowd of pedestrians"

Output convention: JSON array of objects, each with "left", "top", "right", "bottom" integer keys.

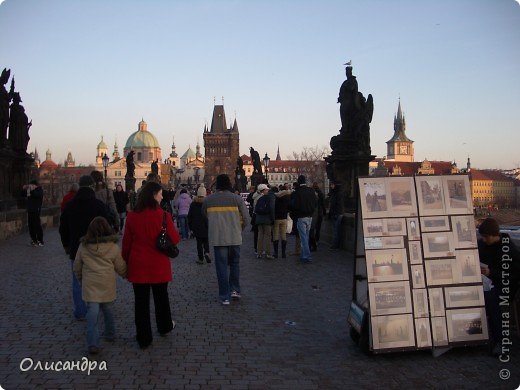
[{"left": 28, "top": 169, "right": 340, "bottom": 355}]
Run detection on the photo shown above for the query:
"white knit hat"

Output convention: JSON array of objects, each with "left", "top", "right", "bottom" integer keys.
[{"left": 197, "top": 184, "right": 206, "bottom": 197}]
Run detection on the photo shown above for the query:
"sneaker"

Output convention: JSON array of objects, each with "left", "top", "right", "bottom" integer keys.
[
  {"left": 231, "top": 291, "right": 241, "bottom": 300},
  {"left": 256, "top": 254, "right": 263, "bottom": 259},
  {"left": 265, "top": 255, "right": 274, "bottom": 259},
  {"left": 196, "top": 258, "right": 204, "bottom": 264},
  {"left": 30, "top": 241, "right": 38, "bottom": 247},
  {"left": 38, "top": 241, "right": 44, "bottom": 247},
  {"left": 204, "top": 253, "right": 212, "bottom": 263},
  {"left": 221, "top": 299, "right": 230, "bottom": 306},
  {"left": 88, "top": 346, "right": 99, "bottom": 355}
]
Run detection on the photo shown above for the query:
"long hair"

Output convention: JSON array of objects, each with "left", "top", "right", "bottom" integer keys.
[
  {"left": 135, "top": 182, "right": 162, "bottom": 212},
  {"left": 83, "top": 216, "right": 114, "bottom": 243}
]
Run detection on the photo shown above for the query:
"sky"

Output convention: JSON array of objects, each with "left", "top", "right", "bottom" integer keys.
[{"left": 1, "top": 0, "right": 519, "bottom": 169}]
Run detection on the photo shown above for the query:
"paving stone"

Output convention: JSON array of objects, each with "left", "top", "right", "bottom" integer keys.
[{"left": 0, "top": 228, "right": 519, "bottom": 389}]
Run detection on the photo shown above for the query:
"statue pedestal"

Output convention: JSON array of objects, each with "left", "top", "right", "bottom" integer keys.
[
  {"left": 125, "top": 177, "right": 136, "bottom": 192},
  {"left": 325, "top": 153, "right": 375, "bottom": 213},
  {"left": 250, "top": 173, "right": 265, "bottom": 188}
]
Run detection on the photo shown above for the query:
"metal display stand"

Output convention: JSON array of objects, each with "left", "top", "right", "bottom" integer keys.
[{"left": 348, "top": 174, "right": 489, "bottom": 356}]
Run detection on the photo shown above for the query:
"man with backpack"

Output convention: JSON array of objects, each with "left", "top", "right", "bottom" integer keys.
[{"left": 254, "top": 184, "right": 275, "bottom": 259}]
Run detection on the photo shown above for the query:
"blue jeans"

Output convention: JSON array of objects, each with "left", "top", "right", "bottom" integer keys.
[
  {"left": 213, "top": 246, "right": 241, "bottom": 301},
  {"left": 178, "top": 215, "right": 189, "bottom": 239},
  {"left": 71, "top": 260, "right": 87, "bottom": 319},
  {"left": 86, "top": 302, "right": 115, "bottom": 348},
  {"left": 297, "top": 217, "right": 312, "bottom": 261}
]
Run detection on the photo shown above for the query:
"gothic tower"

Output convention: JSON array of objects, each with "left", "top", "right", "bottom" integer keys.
[
  {"left": 386, "top": 99, "right": 414, "bottom": 162},
  {"left": 203, "top": 103, "right": 240, "bottom": 188}
]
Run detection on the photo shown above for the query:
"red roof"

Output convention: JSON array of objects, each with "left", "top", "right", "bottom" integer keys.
[
  {"left": 469, "top": 169, "right": 515, "bottom": 182},
  {"left": 39, "top": 159, "right": 58, "bottom": 170}
]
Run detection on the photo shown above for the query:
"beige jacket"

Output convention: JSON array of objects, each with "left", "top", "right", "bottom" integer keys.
[{"left": 73, "top": 235, "right": 127, "bottom": 303}]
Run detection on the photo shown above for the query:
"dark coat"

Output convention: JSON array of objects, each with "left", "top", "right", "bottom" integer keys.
[
  {"left": 113, "top": 190, "right": 129, "bottom": 213},
  {"left": 290, "top": 185, "right": 317, "bottom": 219},
  {"left": 23, "top": 185, "right": 43, "bottom": 213},
  {"left": 275, "top": 191, "right": 291, "bottom": 220},
  {"left": 254, "top": 192, "right": 276, "bottom": 225},
  {"left": 187, "top": 200, "right": 208, "bottom": 238},
  {"left": 60, "top": 187, "right": 108, "bottom": 260},
  {"left": 478, "top": 234, "right": 520, "bottom": 297},
  {"left": 328, "top": 186, "right": 344, "bottom": 217}
]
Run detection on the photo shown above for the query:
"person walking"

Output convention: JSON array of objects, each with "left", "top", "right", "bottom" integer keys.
[
  {"left": 273, "top": 184, "right": 291, "bottom": 258},
  {"left": 175, "top": 188, "right": 192, "bottom": 240},
  {"left": 188, "top": 185, "right": 211, "bottom": 264},
  {"left": 122, "top": 182, "right": 180, "bottom": 349},
  {"left": 202, "top": 174, "right": 249, "bottom": 305},
  {"left": 113, "top": 184, "right": 129, "bottom": 232},
  {"left": 22, "top": 179, "right": 44, "bottom": 246},
  {"left": 60, "top": 175, "right": 108, "bottom": 320},
  {"left": 91, "top": 170, "right": 119, "bottom": 231},
  {"left": 73, "top": 216, "right": 127, "bottom": 355},
  {"left": 254, "top": 184, "right": 275, "bottom": 259},
  {"left": 290, "top": 175, "right": 317, "bottom": 263},
  {"left": 61, "top": 183, "right": 79, "bottom": 212}
]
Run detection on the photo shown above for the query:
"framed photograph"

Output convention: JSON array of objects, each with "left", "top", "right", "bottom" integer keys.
[
  {"left": 446, "top": 308, "right": 489, "bottom": 342},
  {"left": 371, "top": 314, "right": 416, "bottom": 350},
  {"left": 428, "top": 287, "right": 445, "bottom": 316},
  {"left": 455, "top": 249, "right": 482, "bottom": 284},
  {"left": 406, "top": 218, "right": 420, "bottom": 240},
  {"left": 363, "top": 219, "right": 384, "bottom": 237},
  {"left": 415, "top": 318, "right": 432, "bottom": 348},
  {"left": 452, "top": 215, "right": 478, "bottom": 249},
  {"left": 387, "top": 177, "right": 418, "bottom": 217},
  {"left": 425, "top": 259, "right": 461, "bottom": 286},
  {"left": 443, "top": 176, "right": 473, "bottom": 215},
  {"left": 359, "top": 178, "right": 389, "bottom": 218},
  {"left": 382, "top": 236, "right": 405, "bottom": 249},
  {"left": 412, "top": 289, "right": 429, "bottom": 318},
  {"left": 416, "top": 176, "right": 446, "bottom": 216},
  {"left": 366, "top": 249, "right": 409, "bottom": 283},
  {"left": 383, "top": 218, "right": 407, "bottom": 236},
  {"left": 347, "top": 301, "right": 366, "bottom": 334},
  {"left": 411, "top": 265, "right": 426, "bottom": 289},
  {"left": 408, "top": 241, "right": 423, "bottom": 264},
  {"left": 364, "top": 237, "right": 383, "bottom": 250},
  {"left": 369, "top": 281, "right": 412, "bottom": 316},
  {"left": 445, "top": 286, "right": 485, "bottom": 308},
  {"left": 431, "top": 317, "right": 449, "bottom": 346},
  {"left": 420, "top": 216, "right": 450, "bottom": 232},
  {"left": 422, "top": 232, "right": 455, "bottom": 258}
]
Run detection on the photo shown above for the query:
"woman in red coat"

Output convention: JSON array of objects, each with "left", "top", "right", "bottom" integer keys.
[{"left": 122, "top": 182, "right": 180, "bottom": 349}]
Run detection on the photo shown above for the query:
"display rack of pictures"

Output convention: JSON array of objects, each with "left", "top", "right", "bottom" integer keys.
[{"left": 355, "top": 175, "right": 488, "bottom": 353}]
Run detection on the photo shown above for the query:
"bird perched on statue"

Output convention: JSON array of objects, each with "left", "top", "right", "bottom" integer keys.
[{"left": 344, "top": 60, "right": 352, "bottom": 66}]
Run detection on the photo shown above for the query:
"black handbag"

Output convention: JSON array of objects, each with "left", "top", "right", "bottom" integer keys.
[{"left": 156, "top": 211, "right": 179, "bottom": 258}]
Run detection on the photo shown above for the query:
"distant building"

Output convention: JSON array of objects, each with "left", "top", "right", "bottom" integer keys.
[
  {"left": 386, "top": 99, "right": 414, "bottom": 162},
  {"left": 469, "top": 169, "right": 516, "bottom": 208},
  {"left": 203, "top": 104, "right": 239, "bottom": 189}
]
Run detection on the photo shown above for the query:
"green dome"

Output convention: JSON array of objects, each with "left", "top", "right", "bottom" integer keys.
[{"left": 125, "top": 129, "right": 160, "bottom": 148}]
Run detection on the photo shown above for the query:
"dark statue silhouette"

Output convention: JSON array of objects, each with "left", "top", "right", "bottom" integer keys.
[{"left": 126, "top": 150, "right": 135, "bottom": 178}]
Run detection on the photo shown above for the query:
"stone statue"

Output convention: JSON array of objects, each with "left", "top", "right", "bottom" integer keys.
[
  {"left": 8, "top": 92, "right": 31, "bottom": 154},
  {"left": 249, "top": 147, "right": 262, "bottom": 175},
  {"left": 234, "top": 156, "right": 247, "bottom": 193},
  {"left": 236, "top": 156, "right": 244, "bottom": 171},
  {"left": 0, "top": 68, "right": 12, "bottom": 147},
  {"left": 331, "top": 65, "right": 373, "bottom": 156},
  {"left": 151, "top": 159, "right": 159, "bottom": 175},
  {"left": 126, "top": 150, "right": 135, "bottom": 178}
]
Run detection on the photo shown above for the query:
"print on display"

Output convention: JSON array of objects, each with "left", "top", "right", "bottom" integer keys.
[
  {"left": 444, "top": 286, "right": 485, "bottom": 308},
  {"left": 422, "top": 232, "right": 455, "bottom": 258},
  {"left": 443, "top": 176, "right": 473, "bottom": 215},
  {"left": 363, "top": 219, "right": 384, "bottom": 237},
  {"left": 408, "top": 241, "right": 423, "bottom": 264},
  {"left": 428, "top": 288, "right": 445, "bottom": 317},
  {"left": 431, "top": 317, "right": 449, "bottom": 346},
  {"left": 452, "top": 215, "right": 478, "bottom": 249},
  {"left": 366, "top": 249, "right": 409, "bottom": 283},
  {"left": 415, "top": 318, "right": 432, "bottom": 348},
  {"left": 387, "top": 177, "right": 418, "bottom": 217},
  {"left": 455, "top": 249, "right": 482, "bottom": 284},
  {"left": 407, "top": 218, "right": 420, "bottom": 240},
  {"left": 420, "top": 216, "right": 450, "bottom": 232},
  {"left": 360, "top": 178, "right": 389, "bottom": 218},
  {"left": 425, "top": 259, "right": 461, "bottom": 286},
  {"left": 416, "top": 176, "right": 446, "bottom": 216},
  {"left": 371, "top": 314, "right": 416, "bottom": 350},
  {"left": 369, "top": 281, "right": 413, "bottom": 316},
  {"left": 411, "top": 265, "right": 426, "bottom": 289},
  {"left": 412, "top": 289, "right": 429, "bottom": 318},
  {"left": 446, "top": 308, "right": 488, "bottom": 342},
  {"left": 383, "top": 218, "right": 407, "bottom": 236}
]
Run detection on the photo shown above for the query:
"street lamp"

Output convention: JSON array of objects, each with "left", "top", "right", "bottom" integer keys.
[
  {"left": 263, "top": 153, "right": 270, "bottom": 183},
  {"left": 102, "top": 153, "right": 110, "bottom": 187}
]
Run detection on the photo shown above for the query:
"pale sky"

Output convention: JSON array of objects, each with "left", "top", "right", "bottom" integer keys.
[{"left": 1, "top": 0, "right": 519, "bottom": 169}]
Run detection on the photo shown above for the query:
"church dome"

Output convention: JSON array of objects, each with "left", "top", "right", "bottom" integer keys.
[
  {"left": 97, "top": 136, "right": 108, "bottom": 150},
  {"left": 181, "top": 147, "right": 196, "bottom": 160},
  {"left": 125, "top": 119, "right": 160, "bottom": 149}
]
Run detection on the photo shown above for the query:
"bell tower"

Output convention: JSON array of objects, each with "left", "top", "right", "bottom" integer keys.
[{"left": 386, "top": 99, "right": 414, "bottom": 162}]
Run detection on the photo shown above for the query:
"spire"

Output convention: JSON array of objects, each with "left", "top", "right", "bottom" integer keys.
[
  {"left": 388, "top": 99, "right": 412, "bottom": 143},
  {"left": 170, "top": 136, "right": 178, "bottom": 158},
  {"left": 276, "top": 144, "right": 281, "bottom": 161},
  {"left": 196, "top": 138, "right": 202, "bottom": 158},
  {"left": 467, "top": 156, "right": 471, "bottom": 172},
  {"left": 232, "top": 117, "right": 238, "bottom": 132},
  {"left": 112, "top": 137, "right": 120, "bottom": 161},
  {"left": 209, "top": 104, "right": 227, "bottom": 133}
]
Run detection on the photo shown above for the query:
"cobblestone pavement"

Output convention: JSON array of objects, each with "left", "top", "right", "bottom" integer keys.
[{"left": 1, "top": 228, "right": 519, "bottom": 389}]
